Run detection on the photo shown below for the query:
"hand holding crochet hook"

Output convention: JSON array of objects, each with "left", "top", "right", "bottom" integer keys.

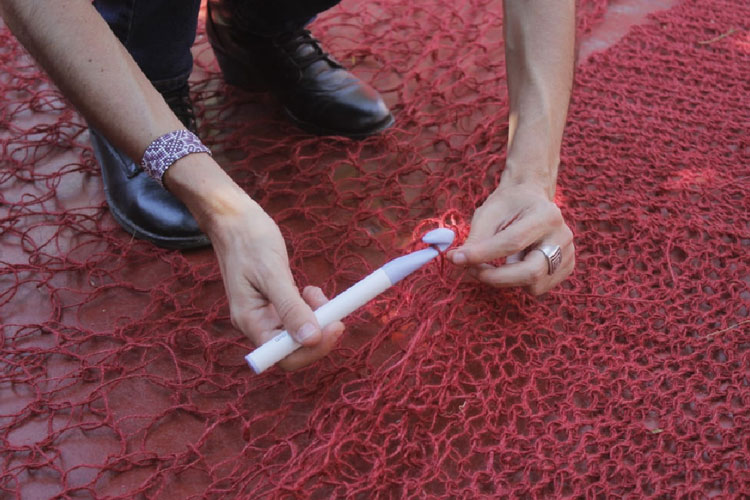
[{"left": 246, "top": 228, "right": 455, "bottom": 373}]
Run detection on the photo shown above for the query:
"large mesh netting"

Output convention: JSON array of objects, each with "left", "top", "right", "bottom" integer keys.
[{"left": 2, "top": 0, "right": 750, "bottom": 497}]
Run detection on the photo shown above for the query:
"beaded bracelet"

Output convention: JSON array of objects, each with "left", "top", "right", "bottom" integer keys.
[{"left": 140, "top": 129, "right": 211, "bottom": 187}]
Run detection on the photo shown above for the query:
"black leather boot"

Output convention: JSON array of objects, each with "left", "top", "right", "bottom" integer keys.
[
  {"left": 206, "top": 0, "right": 394, "bottom": 138},
  {"left": 90, "top": 82, "right": 210, "bottom": 249}
]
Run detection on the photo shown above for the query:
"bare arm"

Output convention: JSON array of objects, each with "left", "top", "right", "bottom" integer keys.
[
  {"left": 0, "top": 0, "right": 245, "bottom": 218},
  {"left": 0, "top": 0, "right": 183, "bottom": 161},
  {"left": 502, "top": 0, "right": 575, "bottom": 196},
  {"left": 449, "top": 0, "right": 576, "bottom": 294},
  {"left": 0, "top": 0, "right": 344, "bottom": 369}
]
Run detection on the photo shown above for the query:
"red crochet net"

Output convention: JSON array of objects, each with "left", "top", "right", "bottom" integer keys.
[{"left": 2, "top": 0, "right": 750, "bottom": 497}]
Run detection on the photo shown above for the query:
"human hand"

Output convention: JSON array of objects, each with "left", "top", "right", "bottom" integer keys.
[
  {"left": 207, "top": 203, "right": 345, "bottom": 371},
  {"left": 447, "top": 182, "right": 574, "bottom": 295},
  {"left": 163, "top": 152, "right": 344, "bottom": 371}
]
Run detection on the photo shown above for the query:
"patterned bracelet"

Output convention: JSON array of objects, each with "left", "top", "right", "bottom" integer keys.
[{"left": 140, "top": 129, "right": 211, "bottom": 187}]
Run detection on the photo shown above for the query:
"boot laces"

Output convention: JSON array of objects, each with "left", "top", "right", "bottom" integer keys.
[{"left": 275, "top": 29, "right": 337, "bottom": 69}]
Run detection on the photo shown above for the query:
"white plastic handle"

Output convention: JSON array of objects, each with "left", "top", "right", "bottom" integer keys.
[{"left": 245, "top": 269, "right": 392, "bottom": 373}]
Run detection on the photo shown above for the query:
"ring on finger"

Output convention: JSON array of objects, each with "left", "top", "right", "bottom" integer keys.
[{"left": 534, "top": 244, "right": 562, "bottom": 275}]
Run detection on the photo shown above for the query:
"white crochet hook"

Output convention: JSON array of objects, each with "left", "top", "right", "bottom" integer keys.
[{"left": 245, "top": 228, "right": 455, "bottom": 373}]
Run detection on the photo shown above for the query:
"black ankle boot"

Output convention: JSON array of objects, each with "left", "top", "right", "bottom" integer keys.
[
  {"left": 90, "top": 82, "right": 210, "bottom": 249},
  {"left": 206, "top": 0, "right": 394, "bottom": 138}
]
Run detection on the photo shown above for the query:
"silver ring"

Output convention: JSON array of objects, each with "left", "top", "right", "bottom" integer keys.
[{"left": 535, "top": 244, "right": 562, "bottom": 275}]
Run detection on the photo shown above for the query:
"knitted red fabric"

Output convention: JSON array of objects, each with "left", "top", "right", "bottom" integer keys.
[{"left": 2, "top": 0, "right": 749, "bottom": 497}]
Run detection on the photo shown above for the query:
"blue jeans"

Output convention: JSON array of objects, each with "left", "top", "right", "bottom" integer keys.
[{"left": 93, "top": 0, "right": 340, "bottom": 90}]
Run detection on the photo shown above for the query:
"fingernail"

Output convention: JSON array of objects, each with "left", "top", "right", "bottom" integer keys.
[
  {"left": 452, "top": 251, "right": 467, "bottom": 265},
  {"left": 334, "top": 324, "right": 346, "bottom": 338},
  {"left": 296, "top": 322, "right": 317, "bottom": 342}
]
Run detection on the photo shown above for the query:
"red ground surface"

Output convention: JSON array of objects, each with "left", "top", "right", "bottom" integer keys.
[{"left": 4, "top": 0, "right": 750, "bottom": 498}]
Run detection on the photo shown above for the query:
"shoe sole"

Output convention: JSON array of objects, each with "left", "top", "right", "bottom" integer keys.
[
  {"left": 104, "top": 191, "right": 212, "bottom": 250},
  {"left": 283, "top": 106, "right": 395, "bottom": 139}
]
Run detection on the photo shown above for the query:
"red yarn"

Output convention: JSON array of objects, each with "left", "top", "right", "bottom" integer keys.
[{"left": 2, "top": 0, "right": 749, "bottom": 497}]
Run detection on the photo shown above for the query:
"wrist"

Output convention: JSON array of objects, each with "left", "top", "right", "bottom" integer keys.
[
  {"left": 163, "top": 154, "right": 262, "bottom": 233},
  {"left": 500, "top": 155, "right": 559, "bottom": 199},
  {"left": 140, "top": 129, "right": 211, "bottom": 187}
]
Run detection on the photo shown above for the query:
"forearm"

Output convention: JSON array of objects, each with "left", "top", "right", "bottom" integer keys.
[
  {"left": 0, "top": 0, "right": 254, "bottom": 227},
  {"left": 501, "top": 0, "right": 575, "bottom": 197},
  {"left": 0, "top": 0, "right": 183, "bottom": 160}
]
